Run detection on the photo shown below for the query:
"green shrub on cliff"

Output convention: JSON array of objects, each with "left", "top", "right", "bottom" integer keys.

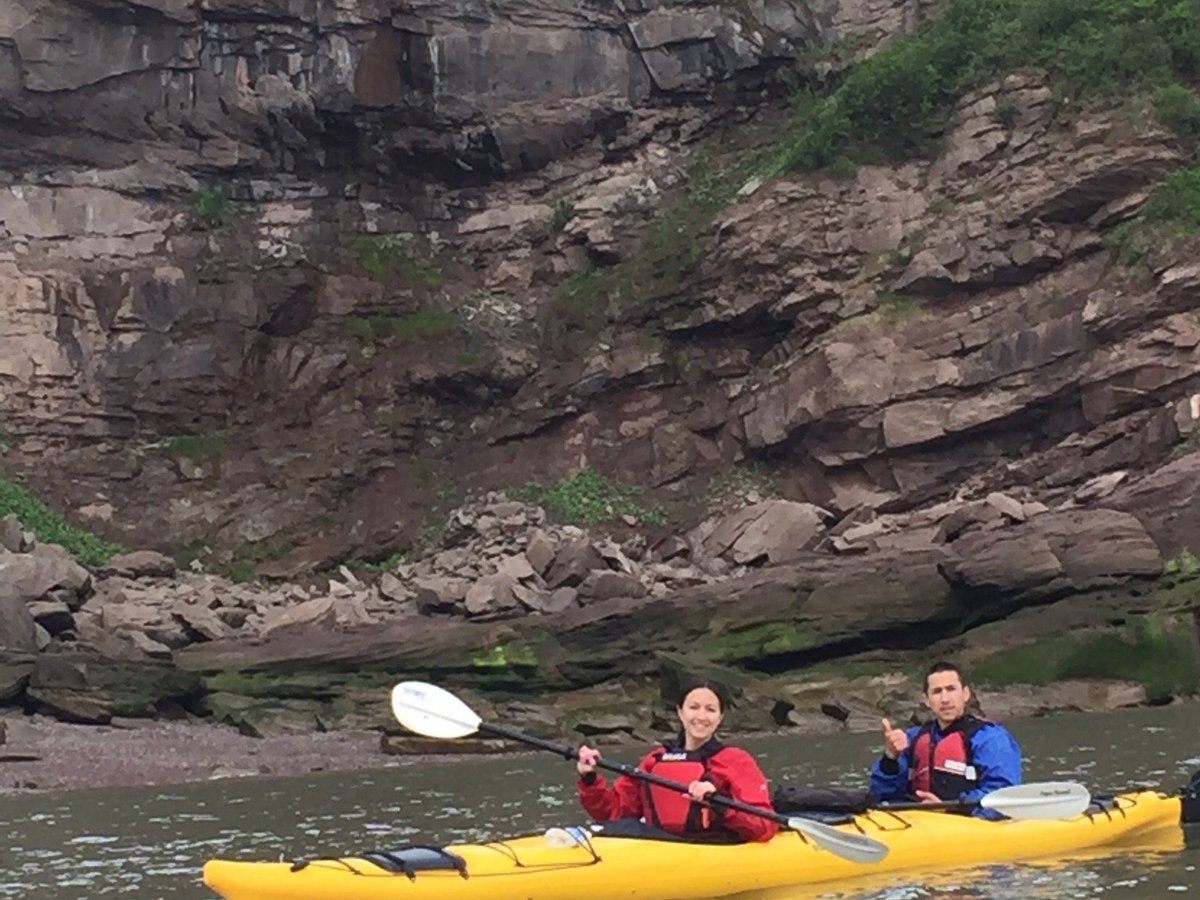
[
  {"left": 345, "top": 551, "right": 407, "bottom": 574},
  {"left": 1106, "top": 167, "right": 1200, "bottom": 263},
  {"left": 538, "top": 0, "right": 1200, "bottom": 355},
  {"left": 187, "top": 188, "right": 241, "bottom": 231},
  {"left": 1154, "top": 82, "right": 1200, "bottom": 144},
  {"left": 161, "top": 430, "right": 228, "bottom": 464},
  {"left": 537, "top": 136, "right": 766, "bottom": 358},
  {"left": 353, "top": 235, "right": 444, "bottom": 287},
  {"left": 346, "top": 310, "right": 458, "bottom": 343},
  {"left": 548, "top": 197, "right": 577, "bottom": 232},
  {"left": 0, "top": 476, "right": 123, "bottom": 567},
  {"left": 705, "top": 462, "right": 781, "bottom": 511},
  {"left": 513, "top": 469, "right": 666, "bottom": 526},
  {"left": 775, "top": 0, "right": 1200, "bottom": 172},
  {"left": 1140, "top": 167, "right": 1200, "bottom": 230}
]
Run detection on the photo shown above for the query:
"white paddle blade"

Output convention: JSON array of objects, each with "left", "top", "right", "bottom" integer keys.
[
  {"left": 390, "top": 681, "right": 482, "bottom": 739},
  {"left": 786, "top": 817, "right": 889, "bottom": 864},
  {"left": 980, "top": 781, "right": 1091, "bottom": 820}
]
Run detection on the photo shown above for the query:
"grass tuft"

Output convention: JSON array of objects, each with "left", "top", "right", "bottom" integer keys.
[
  {"left": 0, "top": 477, "right": 123, "bottom": 567},
  {"left": 511, "top": 469, "right": 666, "bottom": 527}
]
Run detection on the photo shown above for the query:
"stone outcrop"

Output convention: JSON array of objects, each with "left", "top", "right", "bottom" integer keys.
[{"left": 2, "top": 480, "right": 1188, "bottom": 733}]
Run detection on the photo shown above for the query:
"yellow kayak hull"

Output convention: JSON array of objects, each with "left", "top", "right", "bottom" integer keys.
[{"left": 202, "top": 790, "right": 1183, "bottom": 900}]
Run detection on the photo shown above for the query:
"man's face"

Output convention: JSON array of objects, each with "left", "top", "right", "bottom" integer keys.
[{"left": 924, "top": 670, "right": 971, "bottom": 727}]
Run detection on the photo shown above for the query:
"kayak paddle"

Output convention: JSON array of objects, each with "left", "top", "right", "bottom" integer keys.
[
  {"left": 875, "top": 781, "right": 1092, "bottom": 820},
  {"left": 390, "top": 681, "right": 890, "bottom": 864}
]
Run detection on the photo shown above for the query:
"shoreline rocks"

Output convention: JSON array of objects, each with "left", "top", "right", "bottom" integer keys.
[{"left": 2, "top": 474, "right": 1198, "bottom": 738}]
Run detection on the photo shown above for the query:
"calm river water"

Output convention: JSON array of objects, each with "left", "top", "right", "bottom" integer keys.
[{"left": 3, "top": 703, "right": 1197, "bottom": 899}]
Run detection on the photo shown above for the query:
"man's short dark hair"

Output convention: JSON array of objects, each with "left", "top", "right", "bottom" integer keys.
[{"left": 924, "top": 661, "right": 967, "bottom": 692}]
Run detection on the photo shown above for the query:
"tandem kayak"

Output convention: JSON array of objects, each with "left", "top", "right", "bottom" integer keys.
[{"left": 202, "top": 788, "right": 1189, "bottom": 900}]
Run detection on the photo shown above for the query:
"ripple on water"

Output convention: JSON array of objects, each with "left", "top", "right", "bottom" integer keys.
[{"left": 812, "top": 858, "right": 1152, "bottom": 900}]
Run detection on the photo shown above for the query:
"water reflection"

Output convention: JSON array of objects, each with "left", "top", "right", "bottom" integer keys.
[
  {"left": 0, "top": 703, "right": 1195, "bottom": 899},
  {"left": 800, "top": 834, "right": 1191, "bottom": 900}
]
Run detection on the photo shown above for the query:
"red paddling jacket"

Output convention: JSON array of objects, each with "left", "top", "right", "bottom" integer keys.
[{"left": 578, "top": 738, "right": 778, "bottom": 842}]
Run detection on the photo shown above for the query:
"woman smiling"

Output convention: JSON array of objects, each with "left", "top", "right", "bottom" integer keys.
[{"left": 574, "top": 678, "right": 778, "bottom": 842}]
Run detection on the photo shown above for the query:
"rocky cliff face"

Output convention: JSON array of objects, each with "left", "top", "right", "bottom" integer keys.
[
  {"left": 2, "top": 0, "right": 1199, "bottom": 734},
  {"left": 1, "top": 0, "right": 948, "bottom": 560}
]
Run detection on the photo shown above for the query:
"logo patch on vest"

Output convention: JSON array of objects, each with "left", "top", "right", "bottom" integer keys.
[
  {"left": 938, "top": 759, "right": 977, "bottom": 780},
  {"left": 659, "top": 752, "right": 689, "bottom": 761}
]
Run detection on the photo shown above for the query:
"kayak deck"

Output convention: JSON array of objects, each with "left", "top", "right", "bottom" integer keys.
[{"left": 203, "top": 790, "right": 1184, "bottom": 900}]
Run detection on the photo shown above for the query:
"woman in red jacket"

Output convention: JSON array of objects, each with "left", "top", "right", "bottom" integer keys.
[{"left": 575, "top": 678, "right": 778, "bottom": 842}]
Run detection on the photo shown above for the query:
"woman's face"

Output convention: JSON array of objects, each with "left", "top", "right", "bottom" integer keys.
[{"left": 677, "top": 687, "right": 723, "bottom": 749}]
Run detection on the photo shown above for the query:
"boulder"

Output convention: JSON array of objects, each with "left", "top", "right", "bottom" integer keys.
[
  {"left": 261, "top": 597, "right": 336, "bottom": 635},
  {"left": 577, "top": 571, "right": 646, "bottom": 601},
  {"left": 545, "top": 540, "right": 608, "bottom": 589},
  {"left": 27, "top": 599, "right": 73, "bottom": 636},
  {"left": 463, "top": 575, "right": 523, "bottom": 619},
  {"left": 26, "top": 649, "right": 202, "bottom": 724},
  {"left": 0, "top": 594, "right": 39, "bottom": 652},
  {"left": 941, "top": 509, "right": 1162, "bottom": 599},
  {"left": 696, "top": 501, "right": 828, "bottom": 565},
  {"left": 0, "top": 516, "right": 31, "bottom": 553},
  {"left": 380, "top": 734, "right": 516, "bottom": 755},
  {"left": 525, "top": 531, "right": 557, "bottom": 575},
  {"left": 0, "top": 653, "right": 35, "bottom": 704},
  {"left": 0, "top": 545, "right": 91, "bottom": 603},
  {"left": 104, "top": 550, "right": 177, "bottom": 578},
  {"left": 173, "top": 603, "right": 232, "bottom": 641}
]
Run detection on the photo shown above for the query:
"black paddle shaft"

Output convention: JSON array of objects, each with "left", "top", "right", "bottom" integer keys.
[
  {"left": 479, "top": 721, "right": 792, "bottom": 828},
  {"left": 873, "top": 799, "right": 977, "bottom": 813}
]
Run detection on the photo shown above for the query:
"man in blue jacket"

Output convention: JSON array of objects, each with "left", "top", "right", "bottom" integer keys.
[{"left": 870, "top": 661, "right": 1022, "bottom": 819}]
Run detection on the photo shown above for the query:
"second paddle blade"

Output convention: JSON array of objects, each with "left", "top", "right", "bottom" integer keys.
[{"left": 980, "top": 781, "right": 1092, "bottom": 820}]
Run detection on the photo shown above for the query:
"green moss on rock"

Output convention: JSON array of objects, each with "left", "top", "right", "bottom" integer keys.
[
  {"left": 471, "top": 642, "right": 539, "bottom": 669},
  {"left": 698, "top": 622, "right": 820, "bottom": 662},
  {"left": 972, "top": 615, "right": 1199, "bottom": 702}
]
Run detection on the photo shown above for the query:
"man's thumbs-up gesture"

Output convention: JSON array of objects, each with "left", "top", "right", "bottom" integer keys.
[{"left": 881, "top": 717, "right": 909, "bottom": 760}]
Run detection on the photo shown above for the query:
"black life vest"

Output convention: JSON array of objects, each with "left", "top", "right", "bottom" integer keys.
[
  {"left": 910, "top": 716, "right": 985, "bottom": 801},
  {"left": 642, "top": 740, "right": 724, "bottom": 834}
]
